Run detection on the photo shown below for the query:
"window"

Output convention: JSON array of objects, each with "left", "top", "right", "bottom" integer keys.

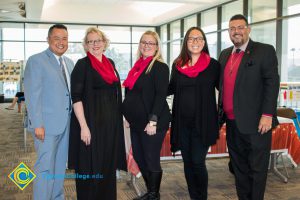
[
  {"left": 281, "top": 16, "right": 300, "bottom": 81},
  {"left": 184, "top": 15, "right": 197, "bottom": 34},
  {"left": 283, "top": 0, "right": 300, "bottom": 16},
  {"left": 105, "top": 44, "right": 131, "bottom": 80},
  {"left": 68, "top": 25, "right": 93, "bottom": 43},
  {"left": 170, "top": 20, "right": 181, "bottom": 40},
  {"left": 250, "top": 22, "right": 276, "bottom": 48},
  {"left": 0, "top": 23, "right": 24, "bottom": 41},
  {"left": 206, "top": 33, "right": 217, "bottom": 59},
  {"left": 201, "top": 8, "right": 217, "bottom": 33},
  {"left": 25, "top": 23, "right": 52, "bottom": 41},
  {"left": 221, "top": 1, "right": 243, "bottom": 29},
  {"left": 132, "top": 27, "right": 155, "bottom": 43},
  {"left": 221, "top": 30, "right": 232, "bottom": 50},
  {"left": 248, "top": 0, "right": 276, "bottom": 23},
  {"left": 100, "top": 26, "right": 130, "bottom": 43},
  {"left": 170, "top": 41, "right": 181, "bottom": 66}
]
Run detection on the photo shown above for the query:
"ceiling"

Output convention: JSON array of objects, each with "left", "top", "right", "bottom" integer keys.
[{"left": 0, "top": 0, "right": 230, "bottom": 26}]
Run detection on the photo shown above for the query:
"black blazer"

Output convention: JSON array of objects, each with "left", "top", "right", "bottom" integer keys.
[
  {"left": 218, "top": 39, "right": 280, "bottom": 134},
  {"left": 122, "top": 60, "right": 171, "bottom": 131}
]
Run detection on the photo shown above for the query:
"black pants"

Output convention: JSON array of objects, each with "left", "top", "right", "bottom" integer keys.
[
  {"left": 179, "top": 119, "right": 209, "bottom": 200},
  {"left": 130, "top": 129, "right": 167, "bottom": 172},
  {"left": 226, "top": 119, "right": 272, "bottom": 200}
]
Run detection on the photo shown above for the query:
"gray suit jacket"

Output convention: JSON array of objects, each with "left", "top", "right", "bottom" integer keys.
[{"left": 24, "top": 48, "right": 74, "bottom": 135}]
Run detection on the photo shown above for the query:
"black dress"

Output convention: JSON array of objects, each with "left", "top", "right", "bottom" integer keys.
[{"left": 68, "top": 56, "right": 127, "bottom": 200}]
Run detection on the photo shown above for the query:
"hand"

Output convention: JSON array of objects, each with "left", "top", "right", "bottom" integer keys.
[
  {"left": 258, "top": 115, "right": 273, "bottom": 134},
  {"left": 81, "top": 126, "right": 91, "bottom": 146},
  {"left": 34, "top": 127, "right": 45, "bottom": 142},
  {"left": 144, "top": 123, "right": 157, "bottom": 135},
  {"left": 124, "top": 119, "right": 130, "bottom": 128}
]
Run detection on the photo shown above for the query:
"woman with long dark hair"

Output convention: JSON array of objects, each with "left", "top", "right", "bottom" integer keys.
[{"left": 169, "top": 27, "right": 220, "bottom": 200}]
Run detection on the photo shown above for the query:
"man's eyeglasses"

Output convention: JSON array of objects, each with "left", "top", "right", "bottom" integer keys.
[
  {"left": 187, "top": 36, "right": 204, "bottom": 43},
  {"left": 140, "top": 41, "right": 157, "bottom": 47},
  {"left": 87, "top": 39, "right": 104, "bottom": 45},
  {"left": 229, "top": 26, "right": 248, "bottom": 32}
]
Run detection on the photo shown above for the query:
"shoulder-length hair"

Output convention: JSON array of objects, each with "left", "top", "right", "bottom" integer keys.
[
  {"left": 137, "top": 30, "right": 164, "bottom": 73},
  {"left": 83, "top": 27, "right": 110, "bottom": 52},
  {"left": 175, "top": 27, "right": 209, "bottom": 67}
]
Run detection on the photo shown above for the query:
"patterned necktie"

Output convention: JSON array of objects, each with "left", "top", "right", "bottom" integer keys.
[
  {"left": 235, "top": 48, "right": 241, "bottom": 54},
  {"left": 59, "top": 57, "right": 68, "bottom": 90}
]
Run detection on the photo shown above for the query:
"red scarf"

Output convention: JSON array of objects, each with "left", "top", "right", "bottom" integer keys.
[
  {"left": 176, "top": 52, "right": 211, "bottom": 78},
  {"left": 123, "top": 56, "right": 153, "bottom": 90},
  {"left": 87, "top": 52, "right": 119, "bottom": 84}
]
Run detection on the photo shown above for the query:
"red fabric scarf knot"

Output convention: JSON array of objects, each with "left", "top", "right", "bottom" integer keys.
[
  {"left": 176, "top": 52, "right": 211, "bottom": 78},
  {"left": 123, "top": 56, "right": 153, "bottom": 90},
  {"left": 87, "top": 51, "right": 118, "bottom": 84}
]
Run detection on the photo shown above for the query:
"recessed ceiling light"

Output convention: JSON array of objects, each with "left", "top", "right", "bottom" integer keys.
[{"left": 0, "top": 9, "right": 11, "bottom": 13}]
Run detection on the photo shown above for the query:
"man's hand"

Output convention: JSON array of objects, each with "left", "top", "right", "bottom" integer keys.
[
  {"left": 144, "top": 123, "right": 157, "bottom": 135},
  {"left": 35, "top": 127, "right": 45, "bottom": 142},
  {"left": 81, "top": 126, "right": 91, "bottom": 146},
  {"left": 258, "top": 115, "right": 272, "bottom": 134}
]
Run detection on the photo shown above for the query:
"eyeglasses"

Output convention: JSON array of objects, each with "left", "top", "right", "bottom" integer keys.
[
  {"left": 187, "top": 36, "right": 204, "bottom": 43},
  {"left": 86, "top": 39, "right": 104, "bottom": 45},
  {"left": 229, "top": 26, "right": 248, "bottom": 32},
  {"left": 140, "top": 41, "right": 157, "bottom": 47}
]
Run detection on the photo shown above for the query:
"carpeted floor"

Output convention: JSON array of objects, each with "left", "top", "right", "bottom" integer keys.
[{"left": 0, "top": 103, "right": 300, "bottom": 200}]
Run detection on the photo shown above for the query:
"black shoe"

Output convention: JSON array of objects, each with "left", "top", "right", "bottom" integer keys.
[{"left": 147, "top": 171, "right": 162, "bottom": 200}]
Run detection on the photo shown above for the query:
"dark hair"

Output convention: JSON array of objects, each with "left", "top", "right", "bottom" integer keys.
[
  {"left": 229, "top": 14, "right": 248, "bottom": 25},
  {"left": 175, "top": 27, "right": 209, "bottom": 67},
  {"left": 48, "top": 24, "right": 68, "bottom": 37}
]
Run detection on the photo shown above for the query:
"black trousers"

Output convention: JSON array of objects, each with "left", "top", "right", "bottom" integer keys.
[
  {"left": 226, "top": 119, "right": 272, "bottom": 200},
  {"left": 179, "top": 119, "right": 209, "bottom": 200},
  {"left": 130, "top": 129, "right": 167, "bottom": 172}
]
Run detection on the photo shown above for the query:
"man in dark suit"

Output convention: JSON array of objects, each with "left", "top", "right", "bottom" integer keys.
[{"left": 218, "top": 14, "right": 279, "bottom": 200}]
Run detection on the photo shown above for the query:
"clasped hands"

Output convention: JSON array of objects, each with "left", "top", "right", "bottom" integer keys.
[{"left": 125, "top": 119, "right": 157, "bottom": 135}]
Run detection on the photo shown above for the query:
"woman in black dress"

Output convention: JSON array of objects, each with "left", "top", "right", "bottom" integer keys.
[
  {"left": 168, "top": 27, "right": 220, "bottom": 200},
  {"left": 68, "top": 27, "right": 127, "bottom": 200},
  {"left": 122, "top": 31, "right": 171, "bottom": 200}
]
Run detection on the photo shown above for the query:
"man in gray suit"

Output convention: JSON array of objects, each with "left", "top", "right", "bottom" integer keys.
[{"left": 24, "top": 24, "right": 74, "bottom": 200}]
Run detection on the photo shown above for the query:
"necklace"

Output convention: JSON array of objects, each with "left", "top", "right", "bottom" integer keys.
[{"left": 229, "top": 52, "right": 242, "bottom": 76}]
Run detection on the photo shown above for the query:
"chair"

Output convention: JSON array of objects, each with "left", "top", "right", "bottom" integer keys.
[
  {"left": 277, "top": 107, "right": 300, "bottom": 134},
  {"left": 269, "top": 108, "right": 298, "bottom": 183}
]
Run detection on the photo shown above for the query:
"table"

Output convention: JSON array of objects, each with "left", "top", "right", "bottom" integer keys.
[
  {"left": 126, "top": 121, "right": 300, "bottom": 194},
  {"left": 159, "top": 123, "right": 300, "bottom": 164}
]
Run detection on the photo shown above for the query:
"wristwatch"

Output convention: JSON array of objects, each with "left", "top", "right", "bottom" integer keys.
[{"left": 149, "top": 121, "right": 157, "bottom": 127}]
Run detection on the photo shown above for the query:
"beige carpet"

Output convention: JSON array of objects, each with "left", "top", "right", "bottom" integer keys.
[{"left": 0, "top": 103, "right": 300, "bottom": 200}]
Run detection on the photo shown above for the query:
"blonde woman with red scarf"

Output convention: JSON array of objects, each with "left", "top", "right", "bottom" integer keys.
[
  {"left": 68, "top": 27, "right": 127, "bottom": 200},
  {"left": 168, "top": 27, "right": 220, "bottom": 200},
  {"left": 122, "top": 31, "right": 171, "bottom": 200}
]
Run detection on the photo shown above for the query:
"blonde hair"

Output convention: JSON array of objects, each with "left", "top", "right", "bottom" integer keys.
[
  {"left": 83, "top": 27, "right": 110, "bottom": 52},
  {"left": 137, "top": 31, "right": 164, "bottom": 74}
]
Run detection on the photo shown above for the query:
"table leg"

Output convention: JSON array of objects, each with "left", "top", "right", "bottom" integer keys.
[{"left": 269, "top": 153, "right": 288, "bottom": 183}]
